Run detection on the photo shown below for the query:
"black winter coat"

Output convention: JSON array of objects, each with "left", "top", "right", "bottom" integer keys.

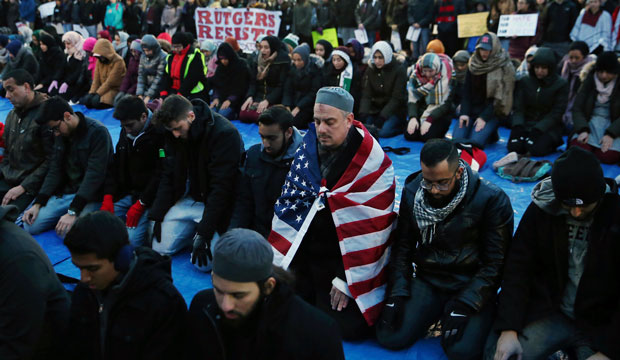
[
  {"left": 57, "top": 55, "right": 91, "bottom": 97},
  {"left": 228, "top": 130, "right": 302, "bottom": 238},
  {"left": 360, "top": 61, "right": 408, "bottom": 119},
  {"left": 495, "top": 187, "right": 620, "bottom": 358},
  {"left": 186, "top": 282, "right": 345, "bottom": 360},
  {"left": 210, "top": 43, "right": 250, "bottom": 110},
  {"left": 35, "top": 113, "right": 114, "bottom": 214},
  {"left": 335, "top": 0, "right": 358, "bottom": 27},
  {"left": 572, "top": 69, "right": 620, "bottom": 139},
  {"left": 389, "top": 166, "right": 514, "bottom": 311},
  {"left": 355, "top": 0, "right": 381, "bottom": 30},
  {"left": 512, "top": 47, "right": 568, "bottom": 144},
  {"left": 407, "top": 0, "right": 434, "bottom": 26},
  {"left": 122, "top": 4, "right": 142, "bottom": 35},
  {"left": 282, "top": 62, "right": 322, "bottom": 111},
  {"left": 160, "top": 46, "right": 208, "bottom": 100},
  {"left": 79, "top": 0, "right": 98, "bottom": 25},
  {"left": 246, "top": 48, "right": 291, "bottom": 105},
  {"left": 103, "top": 118, "right": 165, "bottom": 207},
  {"left": 0, "top": 205, "right": 70, "bottom": 359},
  {"left": 148, "top": 100, "right": 243, "bottom": 242},
  {"left": 67, "top": 247, "right": 188, "bottom": 360}
]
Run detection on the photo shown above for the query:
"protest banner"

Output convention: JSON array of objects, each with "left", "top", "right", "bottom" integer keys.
[
  {"left": 497, "top": 13, "right": 538, "bottom": 37},
  {"left": 195, "top": 7, "right": 281, "bottom": 52},
  {"left": 457, "top": 11, "right": 489, "bottom": 38},
  {"left": 38, "top": 2, "right": 56, "bottom": 18}
]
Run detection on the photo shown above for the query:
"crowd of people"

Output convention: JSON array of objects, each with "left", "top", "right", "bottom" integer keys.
[{"left": 0, "top": 0, "right": 619, "bottom": 359}]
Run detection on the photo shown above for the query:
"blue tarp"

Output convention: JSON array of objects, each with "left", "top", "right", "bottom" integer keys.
[{"left": 1, "top": 97, "right": 618, "bottom": 359}]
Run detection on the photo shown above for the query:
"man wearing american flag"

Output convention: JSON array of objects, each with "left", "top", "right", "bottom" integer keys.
[{"left": 268, "top": 87, "right": 398, "bottom": 340}]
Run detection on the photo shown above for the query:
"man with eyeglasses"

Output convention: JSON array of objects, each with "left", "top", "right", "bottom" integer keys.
[
  {"left": 148, "top": 94, "right": 243, "bottom": 270},
  {"left": 486, "top": 147, "right": 620, "bottom": 360},
  {"left": 377, "top": 139, "right": 513, "bottom": 359},
  {"left": 0, "top": 69, "right": 52, "bottom": 216},
  {"left": 23, "top": 96, "right": 113, "bottom": 237}
]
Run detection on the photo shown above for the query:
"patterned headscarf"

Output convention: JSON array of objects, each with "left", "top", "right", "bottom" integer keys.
[
  {"left": 408, "top": 52, "right": 453, "bottom": 105},
  {"left": 62, "top": 31, "right": 86, "bottom": 61}
]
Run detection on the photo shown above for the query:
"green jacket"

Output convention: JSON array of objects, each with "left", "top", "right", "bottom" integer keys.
[
  {"left": 512, "top": 47, "right": 568, "bottom": 143},
  {"left": 0, "top": 92, "right": 52, "bottom": 194}
]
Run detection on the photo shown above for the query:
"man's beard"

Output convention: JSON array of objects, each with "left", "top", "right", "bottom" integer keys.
[
  {"left": 220, "top": 294, "right": 265, "bottom": 330},
  {"left": 425, "top": 181, "right": 460, "bottom": 209}
]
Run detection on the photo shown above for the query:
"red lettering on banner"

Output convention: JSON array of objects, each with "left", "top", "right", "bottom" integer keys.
[
  {"left": 215, "top": 26, "right": 225, "bottom": 39},
  {"left": 244, "top": 11, "right": 253, "bottom": 25},
  {"left": 267, "top": 14, "right": 275, "bottom": 27},
  {"left": 232, "top": 12, "right": 243, "bottom": 25},
  {"left": 234, "top": 27, "right": 249, "bottom": 41},
  {"left": 266, "top": 29, "right": 276, "bottom": 35},
  {"left": 222, "top": 12, "right": 232, "bottom": 25},
  {"left": 251, "top": 27, "right": 266, "bottom": 38},
  {"left": 225, "top": 27, "right": 233, "bottom": 38},
  {"left": 214, "top": 11, "right": 222, "bottom": 23},
  {"left": 197, "top": 9, "right": 211, "bottom": 24},
  {"left": 198, "top": 24, "right": 212, "bottom": 39},
  {"left": 255, "top": 12, "right": 267, "bottom": 26}
]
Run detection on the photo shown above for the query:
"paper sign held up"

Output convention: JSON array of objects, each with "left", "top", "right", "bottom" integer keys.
[
  {"left": 497, "top": 14, "right": 538, "bottom": 37},
  {"left": 457, "top": 11, "right": 489, "bottom": 38},
  {"left": 354, "top": 29, "right": 369, "bottom": 44}
]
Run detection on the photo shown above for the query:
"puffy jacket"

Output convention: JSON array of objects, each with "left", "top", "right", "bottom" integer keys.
[
  {"left": 67, "top": 247, "right": 187, "bottom": 360},
  {"left": 35, "top": 113, "right": 114, "bottom": 214},
  {"left": 572, "top": 65, "right": 620, "bottom": 139},
  {"left": 494, "top": 178, "right": 620, "bottom": 359},
  {"left": 148, "top": 99, "right": 243, "bottom": 242},
  {"left": 389, "top": 165, "right": 514, "bottom": 311},
  {"left": 90, "top": 39, "right": 127, "bottom": 105},
  {"left": 187, "top": 282, "right": 345, "bottom": 360},
  {"left": 512, "top": 47, "right": 568, "bottom": 145},
  {"left": 282, "top": 61, "right": 322, "bottom": 111},
  {"left": 137, "top": 35, "right": 167, "bottom": 98},
  {"left": 103, "top": 114, "right": 165, "bottom": 207},
  {"left": 228, "top": 128, "right": 303, "bottom": 238},
  {"left": 0, "top": 92, "right": 52, "bottom": 194},
  {"left": 360, "top": 61, "right": 408, "bottom": 118}
]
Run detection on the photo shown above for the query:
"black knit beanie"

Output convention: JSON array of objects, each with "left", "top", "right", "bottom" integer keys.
[
  {"left": 595, "top": 51, "right": 620, "bottom": 74},
  {"left": 552, "top": 147, "right": 606, "bottom": 206}
]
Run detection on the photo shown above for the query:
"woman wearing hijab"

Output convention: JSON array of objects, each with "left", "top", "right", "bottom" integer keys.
[
  {"left": 452, "top": 33, "right": 515, "bottom": 147},
  {"left": 209, "top": 42, "right": 251, "bottom": 120},
  {"left": 321, "top": 46, "right": 363, "bottom": 114},
  {"left": 346, "top": 38, "right": 367, "bottom": 73},
  {"left": 0, "top": 40, "right": 39, "bottom": 82},
  {"left": 48, "top": 31, "right": 91, "bottom": 103},
  {"left": 35, "top": 31, "right": 66, "bottom": 94},
  {"left": 570, "top": 0, "right": 612, "bottom": 54},
  {"left": 314, "top": 39, "right": 333, "bottom": 61},
  {"left": 405, "top": 52, "right": 455, "bottom": 142},
  {"left": 81, "top": 38, "right": 127, "bottom": 108},
  {"left": 200, "top": 40, "right": 218, "bottom": 78},
  {"left": 571, "top": 51, "right": 620, "bottom": 164},
  {"left": 114, "top": 31, "right": 130, "bottom": 60},
  {"left": 83, "top": 37, "right": 98, "bottom": 80},
  {"left": 560, "top": 41, "right": 597, "bottom": 131},
  {"left": 240, "top": 36, "right": 291, "bottom": 123},
  {"left": 451, "top": 50, "right": 470, "bottom": 114},
  {"left": 360, "top": 41, "right": 408, "bottom": 138},
  {"left": 115, "top": 39, "right": 143, "bottom": 105},
  {"left": 282, "top": 44, "right": 322, "bottom": 129},
  {"left": 515, "top": 45, "right": 538, "bottom": 80},
  {"left": 224, "top": 37, "right": 245, "bottom": 60}
]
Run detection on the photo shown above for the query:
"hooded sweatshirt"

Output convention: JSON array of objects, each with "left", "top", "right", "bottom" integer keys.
[
  {"left": 211, "top": 42, "right": 250, "bottom": 109},
  {"left": 38, "top": 32, "right": 66, "bottom": 88}
]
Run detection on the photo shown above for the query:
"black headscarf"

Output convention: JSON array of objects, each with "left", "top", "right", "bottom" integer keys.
[{"left": 316, "top": 39, "right": 333, "bottom": 60}]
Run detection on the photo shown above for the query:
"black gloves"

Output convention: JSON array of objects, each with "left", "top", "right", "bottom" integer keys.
[
  {"left": 380, "top": 296, "right": 406, "bottom": 330},
  {"left": 441, "top": 300, "right": 474, "bottom": 348},
  {"left": 191, "top": 234, "right": 212, "bottom": 268}
]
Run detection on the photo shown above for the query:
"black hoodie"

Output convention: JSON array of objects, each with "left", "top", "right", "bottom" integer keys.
[
  {"left": 210, "top": 42, "right": 251, "bottom": 110},
  {"left": 67, "top": 246, "right": 188, "bottom": 360},
  {"left": 38, "top": 32, "right": 66, "bottom": 89}
]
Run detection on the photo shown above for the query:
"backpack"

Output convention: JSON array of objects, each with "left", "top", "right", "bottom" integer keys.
[{"left": 497, "top": 157, "right": 552, "bottom": 183}]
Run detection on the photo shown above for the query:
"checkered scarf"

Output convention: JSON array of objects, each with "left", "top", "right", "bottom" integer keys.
[{"left": 413, "top": 160, "right": 469, "bottom": 244}]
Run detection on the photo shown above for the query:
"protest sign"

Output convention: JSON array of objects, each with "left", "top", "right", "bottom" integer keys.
[
  {"left": 311, "top": 28, "right": 338, "bottom": 47},
  {"left": 406, "top": 26, "right": 421, "bottom": 42},
  {"left": 195, "top": 7, "right": 281, "bottom": 52},
  {"left": 38, "top": 2, "right": 56, "bottom": 18},
  {"left": 457, "top": 11, "right": 489, "bottom": 38},
  {"left": 354, "top": 29, "right": 368, "bottom": 44},
  {"left": 497, "top": 13, "right": 538, "bottom": 37}
]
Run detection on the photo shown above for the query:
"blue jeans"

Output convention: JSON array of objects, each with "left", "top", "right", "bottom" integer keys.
[
  {"left": 24, "top": 194, "right": 100, "bottom": 235},
  {"left": 366, "top": 30, "right": 377, "bottom": 46},
  {"left": 113, "top": 195, "right": 150, "bottom": 247},
  {"left": 376, "top": 277, "right": 495, "bottom": 359},
  {"left": 215, "top": 107, "right": 235, "bottom": 120},
  {"left": 483, "top": 312, "right": 595, "bottom": 360},
  {"left": 412, "top": 28, "right": 431, "bottom": 60},
  {"left": 452, "top": 117, "right": 499, "bottom": 148},
  {"left": 151, "top": 196, "right": 205, "bottom": 256},
  {"left": 364, "top": 114, "right": 405, "bottom": 138}
]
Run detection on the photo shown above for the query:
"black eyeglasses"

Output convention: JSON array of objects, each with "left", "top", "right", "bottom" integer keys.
[
  {"left": 420, "top": 168, "right": 459, "bottom": 191},
  {"left": 48, "top": 122, "right": 61, "bottom": 133}
]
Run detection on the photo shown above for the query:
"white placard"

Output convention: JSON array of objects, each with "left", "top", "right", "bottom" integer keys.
[
  {"left": 194, "top": 7, "right": 282, "bottom": 53},
  {"left": 38, "top": 2, "right": 56, "bottom": 18},
  {"left": 354, "top": 29, "right": 368, "bottom": 44},
  {"left": 406, "top": 26, "right": 421, "bottom": 42},
  {"left": 497, "top": 13, "right": 539, "bottom": 37},
  {"left": 391, "top": 30, "right": 402, "bottom": 51}
]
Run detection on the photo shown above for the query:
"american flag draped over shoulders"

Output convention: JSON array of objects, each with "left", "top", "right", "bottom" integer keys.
[{"left": 268, "top": 120, "right": 397, "bottom": 325}]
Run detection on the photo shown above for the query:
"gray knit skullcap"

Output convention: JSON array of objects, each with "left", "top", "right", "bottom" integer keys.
[
  {"left": 315, "top": 86, "right": 354, "bottom": 113},
  {"left": 212, "top": 229, "right": 273, "bottom": 282}
]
